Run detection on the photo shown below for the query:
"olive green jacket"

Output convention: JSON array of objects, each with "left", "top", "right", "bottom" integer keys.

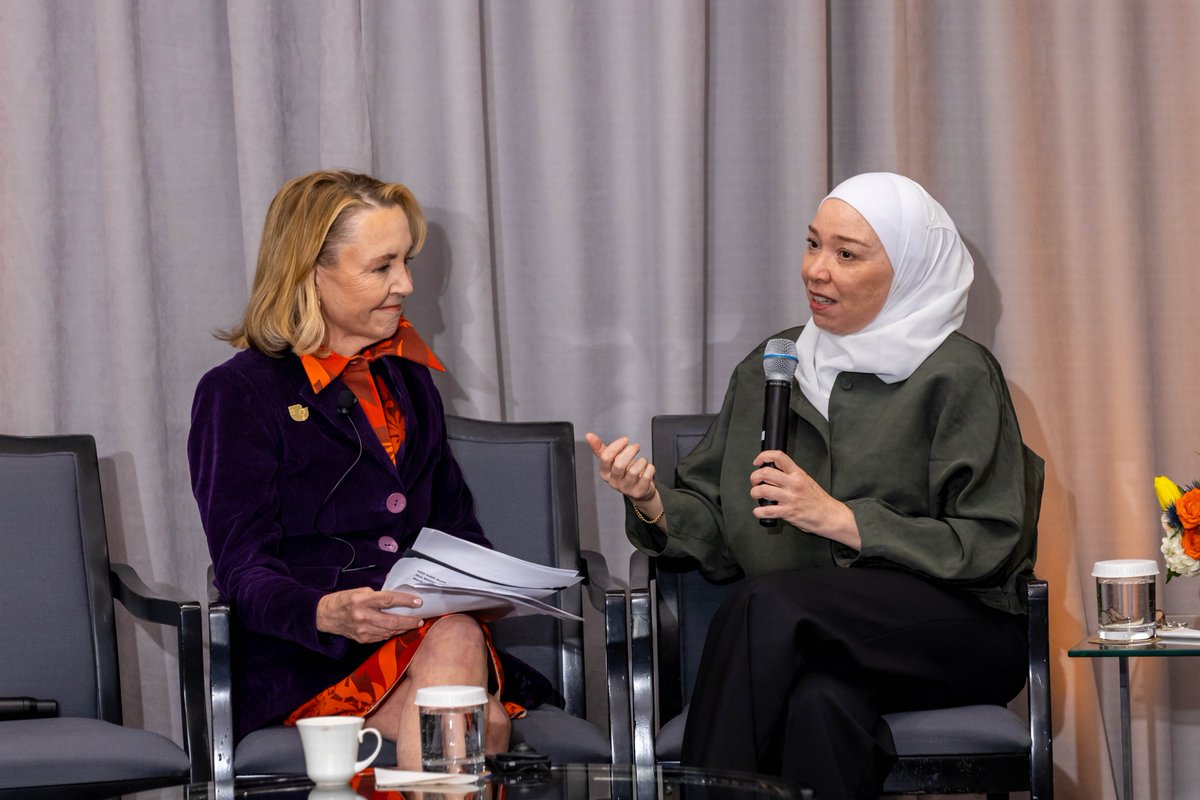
[{"left": 627, "top": 327, "right": 1042, "bottom": 614}]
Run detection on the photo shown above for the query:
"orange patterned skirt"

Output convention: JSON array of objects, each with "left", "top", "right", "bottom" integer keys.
[{"left": 285, "top": 616, "right": 525, "bottom": 724}]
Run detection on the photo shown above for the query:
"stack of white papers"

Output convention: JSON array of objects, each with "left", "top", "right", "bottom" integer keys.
[
  {"left": 1157, "top": 624, "right": 1200, "bottom": 642},
  {"left": 382, "top": 528, "right": 583, "bottom": 621}
]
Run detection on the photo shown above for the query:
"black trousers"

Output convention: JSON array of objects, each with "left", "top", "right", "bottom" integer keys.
[{"left": 680, "top": 567, "right": 1027, "bottom": 800}]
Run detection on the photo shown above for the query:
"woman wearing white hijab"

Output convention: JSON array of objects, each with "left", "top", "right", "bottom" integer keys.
[{"left": 587, "top": 173, "right": 1041, "bottom": 799}]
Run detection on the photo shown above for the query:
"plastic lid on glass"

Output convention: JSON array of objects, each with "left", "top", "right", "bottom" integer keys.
[
  {"left": 1092, "top": 559, "right": 1160, "bottom": 578},
  {"left": 413, "top": 685, "right": 487, "bottom": 708}
]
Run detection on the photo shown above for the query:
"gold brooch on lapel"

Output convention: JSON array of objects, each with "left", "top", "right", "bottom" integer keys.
[{"left": 288, "top": 404, "right": 310, "bottom": 422}]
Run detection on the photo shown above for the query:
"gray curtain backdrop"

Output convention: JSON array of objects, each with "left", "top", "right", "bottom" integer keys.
[{"left": 3, "top": 1, "right": 1199, "bottom": 797}]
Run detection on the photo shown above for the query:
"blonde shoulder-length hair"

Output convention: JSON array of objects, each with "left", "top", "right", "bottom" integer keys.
[{"left": 221, "top": 170, "right": 427, "bottom": 356}]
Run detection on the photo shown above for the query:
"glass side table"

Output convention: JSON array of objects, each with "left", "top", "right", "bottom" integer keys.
[
  {"left": 1068, "top": 629, "right": 1200, "bottom": 800},
  {"left": 106, "top": 764, "right": 806, "bottom": 800}
]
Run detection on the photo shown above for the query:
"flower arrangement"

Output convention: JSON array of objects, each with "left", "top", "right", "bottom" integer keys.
[{"left": 1156, "top": 476, "right": 1200, "bottom": 581}]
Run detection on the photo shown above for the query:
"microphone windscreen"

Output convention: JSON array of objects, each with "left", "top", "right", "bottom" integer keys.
[
  {"left": 762, "top": 338, "right": 799, "bottom": 382},
  {"left": 337, "top": 390, "right": 357, "bottom": 414}
]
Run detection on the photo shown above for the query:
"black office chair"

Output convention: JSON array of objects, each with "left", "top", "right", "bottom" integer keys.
[
  {"left": 0, "top": 434, "right": 208, "bottom": 796},
  {"left": 629, "top": 413, "right": 1053, "bottom": 799},
  {"left": 208, "top": 416, "right": 631, "bottom": 781}
]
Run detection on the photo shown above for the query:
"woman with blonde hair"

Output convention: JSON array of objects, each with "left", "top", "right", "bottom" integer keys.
[{"left": 190, "top": 170, "right": 523, "bottom": 766}]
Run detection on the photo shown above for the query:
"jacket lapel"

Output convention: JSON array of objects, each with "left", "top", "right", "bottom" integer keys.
[{"left": 296, "top": 377, "right": 397, "bottom": 474}]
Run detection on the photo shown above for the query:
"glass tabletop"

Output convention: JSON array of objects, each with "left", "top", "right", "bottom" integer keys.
[
  {"left": 109, "top": 765, "right": 805, "bottom": 800},
  {"left": 1068, "top": 615, "right": 1200, "bottom": 657},
  {"left": 1068, "top": 637, "right": 1200, "bottom": 657}
]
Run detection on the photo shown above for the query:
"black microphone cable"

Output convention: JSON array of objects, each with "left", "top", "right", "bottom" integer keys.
[{"left": 313, "top": 389, "right": 375, "bottom": 573}]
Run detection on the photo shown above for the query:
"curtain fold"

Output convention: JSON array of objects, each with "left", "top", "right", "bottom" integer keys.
[{"left": 5, "top": 1, "right": 1200, "bottom": 796}]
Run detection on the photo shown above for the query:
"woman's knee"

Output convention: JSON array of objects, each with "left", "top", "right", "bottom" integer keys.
[
  {"left": 409, "top": 615, "right": 488, "bottom": 677},
  {"left": 423, "top": 614, "right": 486, "bottom": 652}
]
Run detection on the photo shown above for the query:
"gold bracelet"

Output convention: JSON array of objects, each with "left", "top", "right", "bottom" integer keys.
[{"left": 633, "top": 503, "right": 665, "bottom": 525}]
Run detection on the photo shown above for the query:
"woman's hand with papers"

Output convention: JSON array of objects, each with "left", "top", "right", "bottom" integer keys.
[{"left": 316, "top": 588, "right": 425, "bottom": 643}]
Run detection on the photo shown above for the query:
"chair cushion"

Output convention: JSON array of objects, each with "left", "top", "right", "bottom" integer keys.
[
  {"left": 510, "top": 707, "right": 612, "bottom": 763},
  {"left": 883, "top": 704, "right": 1031, "bottom": 756},
  {"left": 654, "top": 703, "right": 1030, "bottom": 762},
  {"left": 236, "top": 725, "right": 397, "bottom": 775},
  {"left": 0, "top": 718, "right": 190, "bottom": 788}
]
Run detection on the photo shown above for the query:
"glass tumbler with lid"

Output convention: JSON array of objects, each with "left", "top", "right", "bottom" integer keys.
[
  {"left": 1092, "top": 559, "right": 1158, "bottom": 641},
  {"left": 415, "top": 685, "right": 487, "bottom": 774}
]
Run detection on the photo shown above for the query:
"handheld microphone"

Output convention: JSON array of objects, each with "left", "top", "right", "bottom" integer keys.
[{"left": 759, "top": 337, "right": 799, "bottom": 527}]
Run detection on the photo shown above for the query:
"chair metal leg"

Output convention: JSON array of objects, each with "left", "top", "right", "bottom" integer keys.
[
  {"left": 1119, "top": 655, "right": 1132, "bottom": 800},
  {"left": 177, "top": 599, "right": 211, "bottom": 781},
  {"left": 604, "top": 587, "right": 633, "bottom": 764},
  {"left": 208, "top": 600, "right": 234, "bottom": 784},
  {"left": 628, "top": 553, "right": 657, "bottom": 768}
]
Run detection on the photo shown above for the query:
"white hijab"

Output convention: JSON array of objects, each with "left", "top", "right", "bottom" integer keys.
[{"left": 795, "top": 173, "right": 973, "bottom": 418}]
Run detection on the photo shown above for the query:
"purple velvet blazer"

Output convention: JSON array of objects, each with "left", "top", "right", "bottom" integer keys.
[{"left": 188, "top": 347, "right": 488, "bottom": 740}]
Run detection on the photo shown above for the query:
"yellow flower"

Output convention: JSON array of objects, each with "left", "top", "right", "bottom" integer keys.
[{"left": 1156, "top": 476, "right": 1183, "bottom": 511}]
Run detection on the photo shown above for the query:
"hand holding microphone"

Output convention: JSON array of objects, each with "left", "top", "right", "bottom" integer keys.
[
  {"left": 758, "top": 338, "right": 798, "bottom": 527},
  {"left": 752, "top": 338, "right": 861, "bottom": 546}
]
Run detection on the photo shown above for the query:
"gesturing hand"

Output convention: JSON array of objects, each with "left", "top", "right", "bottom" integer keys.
[
  {"left": 750, "top": 450, "right": 861, "bottom": 549},
  {"left": 585, "top": 432, "right": 658, "bottom": 503},
  {"left": 316, "top": 587, "right": 425, "bottom": 644}
]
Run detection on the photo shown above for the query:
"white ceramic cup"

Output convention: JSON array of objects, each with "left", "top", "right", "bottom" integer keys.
[{"left": 296, "top": 716, "right": 383, "bottom": 786}]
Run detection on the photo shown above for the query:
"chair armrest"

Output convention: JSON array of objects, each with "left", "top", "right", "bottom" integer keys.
[
  {"left": 604, "top": 584, "right": 633, "bottom": 764},
  {"left": 629, "top": 550, "right": 651, "bottom": 592},
  {"left": 1022, "top": 573, "right": 1052, "bottom": 799},
  {"left": 580, "top": 549, "right": 616, "bottom": 613},
  {"left": 586, "top": 547, "right": 637, "bottom": 763},
  {"left": 111, "top": 562, "right": 192, "bottom": 625},
  {"left": 207, "top": 563, "right": 222, "bottom": 606},
  {"left": 109, "top": 563, "right": 211, "bottom": 782}
]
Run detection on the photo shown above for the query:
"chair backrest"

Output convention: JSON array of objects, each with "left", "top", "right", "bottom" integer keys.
[
  {"left": 445, "top": 416, "right": 586, "bottom": 717},
  {"left": 0, "top": 434, "right": 121, "bottom": 722},
  {"left": 648, "top": 414, "right": 740, "bottom": 722}
]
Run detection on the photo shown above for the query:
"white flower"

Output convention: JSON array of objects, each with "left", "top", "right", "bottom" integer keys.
[{"left": 1161, "top": 533, "right": 1200, "bottom": 577}]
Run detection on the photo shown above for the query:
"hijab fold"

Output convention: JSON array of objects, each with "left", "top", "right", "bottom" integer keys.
[{"left": 795, "top": 173, "right": 974, "bottom": 418}]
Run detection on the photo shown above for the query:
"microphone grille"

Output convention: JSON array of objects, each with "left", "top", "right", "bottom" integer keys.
[{"left": 762, "top": 338, "right": 799, "bottom": 382}]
